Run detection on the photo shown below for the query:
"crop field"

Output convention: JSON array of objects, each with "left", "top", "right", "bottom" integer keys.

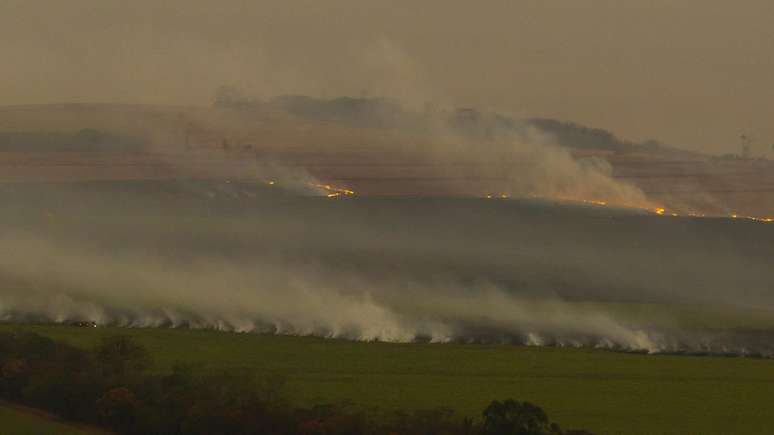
[{"left": 2, "top": 324, "right": 773, "bottom": 435}]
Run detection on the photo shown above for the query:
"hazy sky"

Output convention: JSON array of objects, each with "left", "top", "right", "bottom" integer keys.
[{"left": 2, "top": 0, "right": 773, "bottom": 153}]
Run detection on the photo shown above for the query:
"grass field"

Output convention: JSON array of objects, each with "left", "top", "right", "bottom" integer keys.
[
  {"left": 0, "top": 401, "right": 108, "bottom": 435},
  {"left": 2, "top": 324, "right": 773, "bottom": 435}
]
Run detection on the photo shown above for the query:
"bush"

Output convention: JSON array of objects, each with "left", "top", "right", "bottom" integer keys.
[{"left": 482, "top": 399, "right": 560, "bottom": 435}]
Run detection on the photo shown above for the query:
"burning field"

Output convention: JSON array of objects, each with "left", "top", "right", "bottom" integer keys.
[
  {"left": 2, "top": 102, "right": 774, "bottom": 435},
  {"left": 1, "top": 103, "right": 774, "bottom": 359},
  {"left": 6, "top": 3, "right": 774, "bottom": 433},
  {"left": 1, "top": 103, "right": 774, "bottom": 358},
  {"left": 1, "top": 178, "right": 773, "bottom": 356}
]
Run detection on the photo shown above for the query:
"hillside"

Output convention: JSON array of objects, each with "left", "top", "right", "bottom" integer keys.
[{"left": 0, "top": 103, "right": 773, "bottom": 216}]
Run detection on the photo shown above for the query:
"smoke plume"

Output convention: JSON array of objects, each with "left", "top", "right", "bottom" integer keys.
[{"left": 1, "top": 182, "right": 772, "bottom": 355}]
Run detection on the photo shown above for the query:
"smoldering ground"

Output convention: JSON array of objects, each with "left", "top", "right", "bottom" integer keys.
[{"left": 1, "top": 181, "right": 773, "bottom": 355}]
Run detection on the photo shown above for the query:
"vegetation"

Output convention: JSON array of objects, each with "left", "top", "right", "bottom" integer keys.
[
  {"left": 0, "top": 402, "right": 108, "bottom": 435},
  {"left": 0, "top": 330, "right": 589, "bottom": 435},
  {"left": 213, "top": 89, "right": 661, "bottom": 151},
  {"left": 526, "top": 118, "right": 659, "bottom": 151},
  {"left": 1, "top": 324, "right": 773, "bottom": 434}
]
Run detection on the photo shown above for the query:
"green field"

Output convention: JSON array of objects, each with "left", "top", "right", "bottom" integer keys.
[
  {"left": 1, "top": 324, "right": 773, "bottom": 435},
  {"left": 0, "top": 402, "right": 108, "bottom": 435}
]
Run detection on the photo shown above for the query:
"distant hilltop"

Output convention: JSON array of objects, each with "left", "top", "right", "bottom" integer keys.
[{"left": 213, "top": 88, "right": 664, "bottom": 153}]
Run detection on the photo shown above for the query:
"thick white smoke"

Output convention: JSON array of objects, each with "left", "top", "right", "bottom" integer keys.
[
  {"left": 0, "top": 232, "right": 662, "bottom": 349},
  {"left": 3, "top": 169, "right": 774, "bottom": 357},
  {"left": 420, "top": 122, "right": 656, "bottom": 209},
  {"left": 6, "top": 228, "right": 773, "bottom": 356}
]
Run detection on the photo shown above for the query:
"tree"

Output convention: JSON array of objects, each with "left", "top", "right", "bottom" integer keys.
[
  {"left": 482, "top": 399, "right": 562, "bottom": 435},
  {"left": 94, "top": 336, "right": 151, "bottom": 378},
  {"left": 97, "top": 387, "right": 141, "bottom": 432}
]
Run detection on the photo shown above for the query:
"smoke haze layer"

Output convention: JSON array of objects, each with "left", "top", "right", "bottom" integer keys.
[
  {"left": 0, "top": 101, "right": 664, "bottom": 211},
  {"left": 3, "top": 1, "right": 774, "bottom": 153},
  {"left": 1, "top": 182, "right": 773, "bottom": 355},
  {"left": 3, "top": 0, "right": 774, "bottom": 361}
]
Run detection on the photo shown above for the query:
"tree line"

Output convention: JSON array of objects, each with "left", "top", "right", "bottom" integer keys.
[{"left": 0, "top": 331, "right": 594, "bottom": 435}]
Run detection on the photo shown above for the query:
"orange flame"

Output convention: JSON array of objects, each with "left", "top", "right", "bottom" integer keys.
[
  {"left": 311, "top": 183, "right": 355, "bottom": 197},
  {"left": 510, "top": 193, "right": 773, "bottom": 223},
  {"left": 262, "top": 180, "right": 355, "bottom": 198}
]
